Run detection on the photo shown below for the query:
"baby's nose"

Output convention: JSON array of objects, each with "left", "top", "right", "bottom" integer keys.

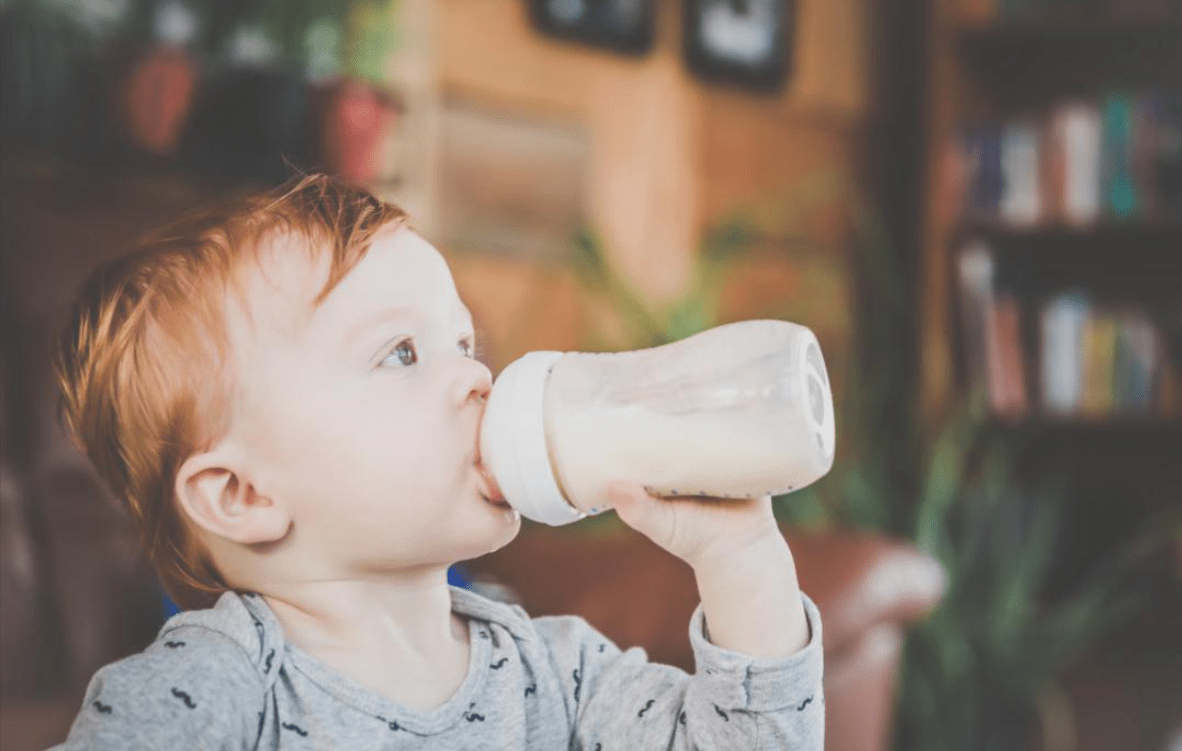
[{"left": 459, "top": 360, "right": 494, "bottom": 405}]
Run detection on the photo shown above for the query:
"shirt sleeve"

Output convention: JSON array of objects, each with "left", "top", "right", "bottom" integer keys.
[
  {"left": 531, "top": 591, "right": 825, "bottom": 751},
  {"left": 49, "top": 625, "right": 266, "bottom": 751}
]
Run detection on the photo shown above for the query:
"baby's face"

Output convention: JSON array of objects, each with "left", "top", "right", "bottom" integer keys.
[{"left": 226, "top": 226, "right": 520, "bottom": 574}]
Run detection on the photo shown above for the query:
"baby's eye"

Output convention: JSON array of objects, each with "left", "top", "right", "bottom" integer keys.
[
  {"left": 460, "top": 338, "right": 476, "bottom": 358},
  {"left": 381, "top": 339, "right": 417, "bottom": 368}
]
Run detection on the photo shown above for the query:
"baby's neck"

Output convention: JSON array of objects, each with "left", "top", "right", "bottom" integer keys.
[{"left": 260, "top": 574, "right": 473, "bottom": 711}]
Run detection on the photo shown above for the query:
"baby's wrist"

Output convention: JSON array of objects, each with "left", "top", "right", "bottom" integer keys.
[
  {"left": 687, "top": 524, "right": 791, "bottom": 573},
  {"left": 692, "top": 535, "right": 808, "bottom": 658}
]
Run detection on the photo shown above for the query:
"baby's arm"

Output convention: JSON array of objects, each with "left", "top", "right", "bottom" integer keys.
[
  {"left": 49, "top": 627, "right": 265, "bottom": 751},
  {"left": 606, "top": 480, "right": 811, "bottom": 661},
  {"left": 533, "top": 589, "right": 824, "bottom": 751},
  {"left": 693, "top": 531, "right": 811, "bottom": 659},
  {"left": 540, "top": 480, "right": 825, "bottom": 750}
]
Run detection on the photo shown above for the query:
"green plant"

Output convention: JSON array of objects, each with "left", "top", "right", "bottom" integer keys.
[
  {"left": 51, "top": 0, "right": 401, "bottom": 81},
  {"left": 251, "top": 0, "right": 399, "bottom": 82},
  {"left": 891, "top": 396, "right": 1168, "bottom": 751}
]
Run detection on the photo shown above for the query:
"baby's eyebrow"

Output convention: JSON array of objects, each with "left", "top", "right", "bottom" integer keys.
[
  {"left": 344, "top": 305, "right": 475, "bottom": 346},
  {"left": 344, "top": 306, "right": 416, "bottom": 346}
]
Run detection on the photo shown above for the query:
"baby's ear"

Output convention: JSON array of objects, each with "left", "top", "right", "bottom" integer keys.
[{"left": 175, "top": 449, "right": 290, "bottom": 545}]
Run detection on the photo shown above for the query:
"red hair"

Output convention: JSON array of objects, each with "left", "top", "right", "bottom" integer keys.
[{"left": 53, "top": 173, "right": 408, "bottom": 609}]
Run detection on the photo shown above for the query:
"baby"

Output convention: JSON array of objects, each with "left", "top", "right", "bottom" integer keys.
[{"left": 50, "top": 174, "right": 824, "bottom": 750}]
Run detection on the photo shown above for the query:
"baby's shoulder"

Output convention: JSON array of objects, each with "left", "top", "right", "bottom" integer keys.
[
  {"left": 144, "top": 590, "right": 281, "bottom": 683},
  {"left": 450, "top": 584, "right": 535, "bottom": 640},
  {"left": 52, "top": 595, "right": 269, "bottom": 749}
]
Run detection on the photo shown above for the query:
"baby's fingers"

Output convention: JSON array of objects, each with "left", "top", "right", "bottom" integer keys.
[{"left": 607, "top": 481, "right": 679, "bottom": 545}]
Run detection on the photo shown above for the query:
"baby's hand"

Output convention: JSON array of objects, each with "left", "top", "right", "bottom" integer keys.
[
  {"left": 606, "top": 481, "right": 785, "bottom": 570},
  {"left": 609, "top": 482, "right": 809, "bottom": 658}
]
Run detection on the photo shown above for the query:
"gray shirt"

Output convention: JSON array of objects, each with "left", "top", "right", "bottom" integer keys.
[{"left": 52, "top": 584, "right": 824, "bottom": 750}]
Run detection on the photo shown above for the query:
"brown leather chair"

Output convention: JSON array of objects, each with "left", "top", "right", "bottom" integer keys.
[{"left": 0, "top": 160, "right": 947, "bottom": 751}]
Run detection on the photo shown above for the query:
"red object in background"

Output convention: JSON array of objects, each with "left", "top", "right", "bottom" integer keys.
[
  {"left": 115, "top": 46, "right": 198, "bottom": 157},
  {"left": 319, "top": 77, "right": 402, "bottom": 183}
]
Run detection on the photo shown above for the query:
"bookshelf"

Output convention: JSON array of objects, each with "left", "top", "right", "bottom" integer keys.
[
  {"left": 920, "top": 0, "right": 1182, "bottom": 623},
  {"left": 919, "top": 6, "right": 1182, "bottom": 745},
  {"left": 921, "top": 0, "right": 1182, "bottom": 430}
]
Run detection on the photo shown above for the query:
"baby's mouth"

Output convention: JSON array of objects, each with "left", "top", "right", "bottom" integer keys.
[
  {"left": 474, "top": 418, "right": 508, "bottom": 505},
  {"left": 474, "top": 455, "right": 508, "bottom": 505}
]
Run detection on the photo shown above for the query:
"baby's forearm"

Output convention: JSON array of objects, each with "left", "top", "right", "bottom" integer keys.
[{"left": 692, "top": 533, "right": 810, "bottom": 659}]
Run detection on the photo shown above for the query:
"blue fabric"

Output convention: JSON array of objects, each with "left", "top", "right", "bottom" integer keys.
[
  {"left": 447, "top": 564, "right": 472, "bottom": 589},
  {"left": 161, "top": 590, "right": 181, "bottom": 619},
  {"left": 160, "top": 565, "right": 473, "bottom": 617}
]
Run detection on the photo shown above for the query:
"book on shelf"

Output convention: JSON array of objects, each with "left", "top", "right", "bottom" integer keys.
[
  {"left": 957, "top": 241, "right": 1029, "bottom": 418},
  {"left": 1056, "top": 100, "right": 1103, "bottom": 226},
  {"left": 943, "top": 89, "right": 1181, "bottom": 229},
  {"left": 1151, "top": 92, "right": 1182, "bottom": 220},
  {"left": 1040, "top": 291, "right": 1090, "bottom": 413},
  {"left": 1039, "top": 291, "right": 1168, "bottom": 418},
  {"left": 963, "top": 124, "right": 1005, "bottom": 221},
  {"left": 987, "top": 291, "right": 1029, "bottom": 418},
  {"left": 1000, "top": 119, "right": 1042, "bottom": 227},
  {"left": 1112, "top": 309, "right": 1157, "bottom": 411},
  {"left": 1131, "top": 93, "right": 1160, "bottom": 220},
  {"left": 1039, "top": 107, "right": 1066, "bottom": 224},
  {"left": 958, "top": 240, "right": 1174, "bottom": 421},
  {"left": 1080, "top": 307, "right": 1118, "bottom": 415},
  {"left": 957, "top": 239, "right": 996, "bottom": 393},
  {"left": 1102, "top": 92, "right": 1138, "bottom": 219}
]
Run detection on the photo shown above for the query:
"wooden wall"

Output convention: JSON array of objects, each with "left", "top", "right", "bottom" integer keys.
[{"left": 394, "top": 0, "right": 877, "bottom": 370}]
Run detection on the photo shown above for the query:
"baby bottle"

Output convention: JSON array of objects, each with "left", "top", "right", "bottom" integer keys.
[{"left": 479, "top": 319, "right": 836, "bottom": 526}]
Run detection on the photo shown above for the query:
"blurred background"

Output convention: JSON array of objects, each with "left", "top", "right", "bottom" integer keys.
[{"left": 1, "top": 0, "right": 1179, "bottom": 750}]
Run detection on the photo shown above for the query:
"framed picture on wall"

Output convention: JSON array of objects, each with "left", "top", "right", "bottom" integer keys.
[
  {"left": 527, "top": 0, "right": 655, "bottom": 55},
  {"left": 684, "top": 0, "right": 794, "bottom": 91}
]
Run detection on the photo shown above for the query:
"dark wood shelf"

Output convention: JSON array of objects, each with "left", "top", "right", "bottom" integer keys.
[
  {"left": 955, "top": 221, "right": 1182, "bottom": 245},
  {"left": 952, "top": 16, "right": 1182, "bottom": 109},
  {"left": 995, "top": 413, "right": 1182, "bottom": 433},
  {"left": 950, "top": 222, "right": 1182, "bottom": 302},
  {"left": 988, "top": 427, "right": 1182, "bottom": 528},
  {"left": 991, "top": 416, "right": 1182, "bottom": 477},
  {"left": 957, "top": 15, "right": 1182, "bottom": 45}
]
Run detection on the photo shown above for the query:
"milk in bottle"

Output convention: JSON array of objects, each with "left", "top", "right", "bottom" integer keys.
[{"left": 478, "top": 320, "right": 835, "bottom": 526}]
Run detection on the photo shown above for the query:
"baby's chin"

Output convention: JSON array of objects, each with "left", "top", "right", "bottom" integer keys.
[
  {"left": 464, "top": 507, "right": 522, "bottom": 560},
  {"left": 489, "top": 507, "right": 523, "bottom": 547}
]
